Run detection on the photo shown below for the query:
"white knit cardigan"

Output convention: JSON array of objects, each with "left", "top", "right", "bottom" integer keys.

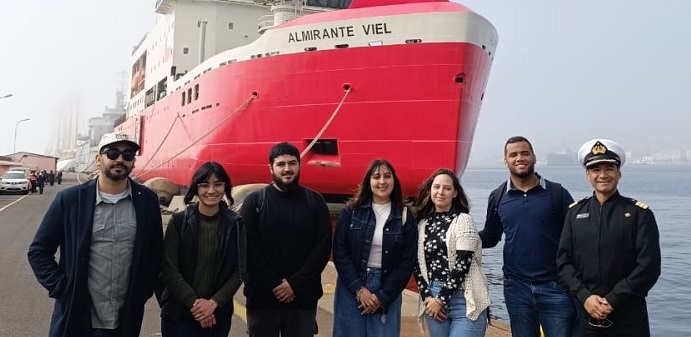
[{"left": 416, "top": 213, "right": 491, "bottom": 321}]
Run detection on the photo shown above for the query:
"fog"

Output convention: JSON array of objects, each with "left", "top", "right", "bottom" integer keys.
[{"left": 1, "top": 0, "right": 689, "bottom": 166}]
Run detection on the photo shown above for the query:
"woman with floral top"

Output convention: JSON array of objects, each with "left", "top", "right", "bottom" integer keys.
[{"left": 412, "top": 168, "right": 490, "bottom": 337}]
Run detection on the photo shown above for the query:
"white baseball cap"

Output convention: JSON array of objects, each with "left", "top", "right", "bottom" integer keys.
[{"left": 98, "top": 132, "right": 140, "bottom": 152}]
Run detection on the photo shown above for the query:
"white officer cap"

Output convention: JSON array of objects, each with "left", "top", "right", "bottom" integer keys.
[
  {"left": 578, "top": 139, "right": 626, "bottom": 169},
  {"left": 98, "top": 132, "right": 140, "bottom": 152}
]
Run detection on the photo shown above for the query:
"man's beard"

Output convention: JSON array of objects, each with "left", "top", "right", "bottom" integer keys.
[
  {"left": 103, "top": 164, "right": 131, "bottom": 181},
  {"left": 509, "top": 163, "right": 535, "bottom": 180},
  {"left": 272, "top": 171, "right": 300, "bottom": 192}
]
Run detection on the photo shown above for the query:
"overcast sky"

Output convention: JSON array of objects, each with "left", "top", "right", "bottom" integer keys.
[{"left": 1, "top": 0, "right": 689, "bottom": 165}]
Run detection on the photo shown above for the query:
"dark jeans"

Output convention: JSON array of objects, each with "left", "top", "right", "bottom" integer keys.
[
  {"left": 247, "top": 308, "right": 317, "bottom": 337},
  {"left": 504, "top": 277, "right": 578, "bottom": 337},
  {"left": 161, "top": 315, "right": 231, "bottom": 337}
]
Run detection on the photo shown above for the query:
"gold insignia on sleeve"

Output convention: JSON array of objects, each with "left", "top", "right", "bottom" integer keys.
[
  {"left": 569, "top": 201, "right": 578, "bottom": 208},
  {"left": 635, "top": 201, "right": 648, "bottom": 209}
]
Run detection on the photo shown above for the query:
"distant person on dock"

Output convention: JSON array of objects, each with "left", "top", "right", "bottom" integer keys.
[
  {"left": 160, "top": 161, "right": 246, "bottom": 337},
  {"left": 557, "top": 139, "right": 661, "bottom": 337},
  {"left": 29, "top": 169, "right": 38, "bottom": 193},
  {"left": 27, "top": 132, "right": 163, "bottom": 337},
  {"left": 36, "top": 170, "right": 46, "bottom": 194},
  {"left": 478, "top": 136, "right": 578, "bottom": 337},
  {"left": 412, "top": 168, "right": 490, "bottom": 337},
  {"left": 332, "top": 159, "right": 417, "bottom": 337},
  {"left": 56, "top": 170, "right": 63, "bottom": 184},
  {"left": 48, "top": 170, "right": 55, "bottom": 186},
  {"left": 239, "top": 142, "right": 332, "bottom": 337}
]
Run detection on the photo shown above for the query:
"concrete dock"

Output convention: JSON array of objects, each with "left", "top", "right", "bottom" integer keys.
[{"left": 0, "top": 173, "right": 511, "bottom": 336}]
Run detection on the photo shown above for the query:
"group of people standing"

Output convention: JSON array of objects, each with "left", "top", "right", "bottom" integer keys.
[
  {"left": 27, "top": 169, "right": 62, "bottom": 194},
  {"left": 27, "top": 132, "right": 660, "bottom": 337}
]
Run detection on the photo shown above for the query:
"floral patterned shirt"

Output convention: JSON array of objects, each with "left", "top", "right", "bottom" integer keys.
[{"left": 414, "top": 211, "right": 474, "bottom": 306}]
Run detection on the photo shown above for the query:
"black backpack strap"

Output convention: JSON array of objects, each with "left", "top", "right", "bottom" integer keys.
[
  {"left": 491, "top": 181, "right": 508, "bottom": 216},
  {"left": 255, "top": 186, "right": 268, "bottom": 214},
  {"left": 546, "top": 181, "right": 564, "bottom": 221}
]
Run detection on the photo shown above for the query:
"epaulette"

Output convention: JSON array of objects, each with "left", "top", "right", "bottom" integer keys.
[
  {"left": 569, "top": 197, "right": 589, "bottom": 208},
  {"left": 630, "top": 198, "right": 649, "bottom": 209}
]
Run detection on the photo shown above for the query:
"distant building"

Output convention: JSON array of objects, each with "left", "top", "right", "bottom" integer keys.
[
  {"left": 545, "top": 151, "right": 578, "bottom": 166},
  {"left": 6, "top": 152, "right": 58, "bottom": 173}
]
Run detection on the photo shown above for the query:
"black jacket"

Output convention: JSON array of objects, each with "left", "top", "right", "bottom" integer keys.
[
  {"left": 557, "top": 192, "right": 661, "bottom": 310},
  {"left": 28, "top": 178, "right": 163, "bottom": 337},
  {"left": 240, "top": 185, "right": 332, "bottom": 310},
  {"left": 161, "top": 203, "right": 246, "bottom": 322}
]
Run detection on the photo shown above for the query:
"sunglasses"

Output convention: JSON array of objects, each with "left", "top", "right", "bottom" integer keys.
[
  {"left": 588, "top": 318, "right": 613, "bottom": 329},
  {"left": 102, "top": 148, "right": 136, "bottom": 161}
]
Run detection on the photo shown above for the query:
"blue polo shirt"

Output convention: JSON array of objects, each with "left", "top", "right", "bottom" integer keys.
[{"left": 481, "top": 176, "right": 573, "bottom": 283}]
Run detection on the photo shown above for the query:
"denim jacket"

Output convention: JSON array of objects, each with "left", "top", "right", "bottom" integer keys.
[{"left": 332, "top": 201, "right": 417, "bottom": 308}]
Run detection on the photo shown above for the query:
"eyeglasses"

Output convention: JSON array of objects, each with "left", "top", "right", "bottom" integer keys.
[
  {"left": 197, "top": 181, "right": 225, "bottom": 190},
  {"left": 588, "top": 318, "right": 613, "bottom": 329},
  {"left": 102, "top": 148, "right": 136, "bottom": 161}
]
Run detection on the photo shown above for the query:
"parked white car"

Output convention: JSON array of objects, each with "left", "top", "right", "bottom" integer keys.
[{"left": 0, "top": 170, "right": 31, "bottom": 194}]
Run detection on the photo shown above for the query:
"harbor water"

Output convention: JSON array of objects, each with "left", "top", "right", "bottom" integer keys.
[{"left": 460, "top": 165, "right": 691, "bottom": 336}]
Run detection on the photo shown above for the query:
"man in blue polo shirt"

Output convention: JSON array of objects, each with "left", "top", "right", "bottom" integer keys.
[{"left": 479, "top": 136, "right": 578, "bottom": 337}]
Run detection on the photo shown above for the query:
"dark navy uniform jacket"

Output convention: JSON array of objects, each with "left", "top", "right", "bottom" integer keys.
[{"left": 557, "top": 191, "right": 661, "bottom": 311}]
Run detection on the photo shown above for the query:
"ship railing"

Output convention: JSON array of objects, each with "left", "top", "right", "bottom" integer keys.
[
  {"left": 155, "top": 0, "right": 175, "bottom": 14},
  {"left": 258, "top": 15, "right": 275, "bottom": 33}
]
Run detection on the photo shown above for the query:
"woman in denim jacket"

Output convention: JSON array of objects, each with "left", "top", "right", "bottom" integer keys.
[
  {"left": 412, "top": 168, "right": 490, "bottom": 337},
  {"left": 332, "top": 159, "right": 418, "bottom": 337}
]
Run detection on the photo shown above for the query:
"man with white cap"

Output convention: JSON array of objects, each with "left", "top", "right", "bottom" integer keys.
[
  {"left": 557, "top": 139, "right": 661, "bottom": 337},
  {"left": 28, "top": 132, "right": 163, "bottom": 337}
]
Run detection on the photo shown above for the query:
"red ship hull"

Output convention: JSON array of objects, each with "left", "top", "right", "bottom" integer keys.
[{"left": 117, "top": 5, "right": 495, "bottom": 197}]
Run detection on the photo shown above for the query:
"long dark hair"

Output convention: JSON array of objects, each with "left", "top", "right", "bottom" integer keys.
[
  {"left": 184, "top": 161, "right": 234, "bottom": 205},
  {"left": 412, "top": 168, "right": 469, "bottom": 219},
  {"left": 346, "top": 159, "right": 404, "bottom": 210}
]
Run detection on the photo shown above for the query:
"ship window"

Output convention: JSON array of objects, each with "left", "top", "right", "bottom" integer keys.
[
  {"left": 304, "top": 139, "right": 338, "bottom": 155},
  {"left": 228, "top": 22, "right": 234, "bottom": 29},
  {"left": 183, "top": 47, "right": 189, "bottom": 55},
  {"left": 182, "top": 92, "right": 186, "bottom": 106},
  {"left": 335, "top": 44, "right": 349, "bottom": 49},
  {"left": 187, "top": 88, "right": 192, "bottom": 104},
  {"left": 194, "top": 84, "right": 199, "bottom": 100}
]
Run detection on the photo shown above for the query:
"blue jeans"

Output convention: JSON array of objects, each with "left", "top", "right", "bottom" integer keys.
[
  {"left": 333, "top": 268, "right": 402, "bottom": 337},
  {"left": 426, "top": 281, "right": 488, "bottom": 337},
  {"left": 504, "top": 277, "right": 579, "bottom": 337}
]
